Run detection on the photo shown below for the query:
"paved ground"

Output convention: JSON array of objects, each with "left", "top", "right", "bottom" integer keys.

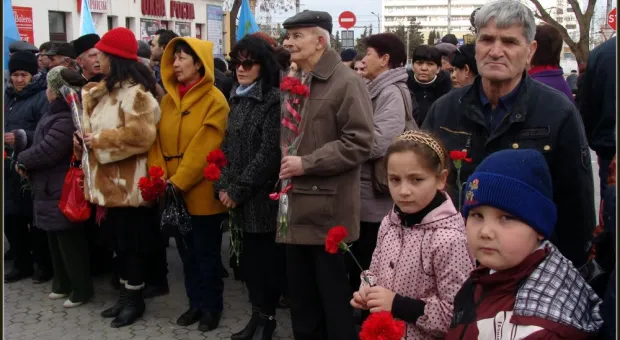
[
  {"left": 3, "top": 151, "right": 602, "bottom": 340},
  {"left": 4, "top": 236, "right": 294, "bottom": 340}
]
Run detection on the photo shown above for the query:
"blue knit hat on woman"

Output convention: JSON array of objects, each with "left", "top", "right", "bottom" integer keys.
[{"left": 462, "top": 149, "right": 557, "bottom": 238}]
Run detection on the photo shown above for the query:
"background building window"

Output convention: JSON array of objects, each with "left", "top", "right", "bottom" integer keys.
[
  {"left": 49, "top": 11, "right": 67, "bottom": 41},
  {"left": 126, "top": 17, "right": 136, "bottom": 33},
  {"left": 108, "top": 16, "right": 118, "bottom": 31}
]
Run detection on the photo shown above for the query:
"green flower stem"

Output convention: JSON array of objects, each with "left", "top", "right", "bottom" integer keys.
[{"left": 341, "top": 243, "right": 372, "bottom": 286}]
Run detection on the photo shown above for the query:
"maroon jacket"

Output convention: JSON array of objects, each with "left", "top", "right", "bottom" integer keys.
[{"left": 446, "top": 242, "right": 603, "bottom": 339}]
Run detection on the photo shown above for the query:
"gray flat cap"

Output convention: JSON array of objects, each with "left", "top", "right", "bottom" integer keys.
[
  {"left": 9, "top": 40, "right": 39, "bottom": 54},
  {"left": 283, "top": 10, "right": 333, "bottom": 34}
]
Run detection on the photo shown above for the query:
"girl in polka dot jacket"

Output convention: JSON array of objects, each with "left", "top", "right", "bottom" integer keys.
[{"left": 351, "top": 131, "right": 475, "bottom": 339}]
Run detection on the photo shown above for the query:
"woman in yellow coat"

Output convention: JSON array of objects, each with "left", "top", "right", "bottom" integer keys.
[{"left": 147, "top": 37, "right": 229, "bottom": 332}]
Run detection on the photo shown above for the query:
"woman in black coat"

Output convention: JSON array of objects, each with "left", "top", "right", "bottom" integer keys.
[
  {"left": 16, "top": 66, "right": 94, "bottom": 308},
  {"left": 4, "top": 51, "right": 51, "bottom": 283},
  {"left": 213, "top": 35, "right": 283, "bottom": 340}
]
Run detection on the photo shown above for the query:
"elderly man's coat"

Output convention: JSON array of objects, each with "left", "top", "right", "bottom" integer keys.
[{"left": 278, "top": 49, "right": 374, "bottom": 245}]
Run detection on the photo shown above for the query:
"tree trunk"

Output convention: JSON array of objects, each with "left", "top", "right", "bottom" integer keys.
[{"left": 229, "top": 0, "right": 242, "bottom": 52}]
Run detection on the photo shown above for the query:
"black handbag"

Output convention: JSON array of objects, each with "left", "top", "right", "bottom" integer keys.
[{"left": 160, "top": 183, "right": 192, "bottom": 236}]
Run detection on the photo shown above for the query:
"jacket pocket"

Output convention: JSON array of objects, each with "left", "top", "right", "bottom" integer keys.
[
  {"left": 290, "top": 182, "right": 336, "bottom": 227},
  {"left": 508, "top": 138, "right": 554, "bottom": 165}
]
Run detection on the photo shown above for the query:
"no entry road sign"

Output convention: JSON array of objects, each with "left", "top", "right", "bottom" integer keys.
[{"left": 339, "top": 11, "right": 357, "bottom": 30}]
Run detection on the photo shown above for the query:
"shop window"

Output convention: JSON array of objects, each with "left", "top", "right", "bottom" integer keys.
[
  {"left": 108, "top": 16, "right": 118, "bottom": 31},
  {"left": 49, "top": 11, "right": 67, "bottom": 42},
  {"left": 126, "top": 17, "right": 136, "bottom": 32},
  {"left": 196, "top": 24, "right": 203, "bottom": 40}
]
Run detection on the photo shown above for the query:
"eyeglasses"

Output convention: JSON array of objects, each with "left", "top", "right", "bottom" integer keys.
[{"left": 230, "top": 59, "right": 257, "bottom": 71}]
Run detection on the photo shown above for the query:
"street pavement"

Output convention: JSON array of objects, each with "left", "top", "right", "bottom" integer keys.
[
  {"left": 3, "top": 151, "right": 602, "bottom": 340},
  {"left": 3, "top": 237, "right": 295, "bottom": 340}
]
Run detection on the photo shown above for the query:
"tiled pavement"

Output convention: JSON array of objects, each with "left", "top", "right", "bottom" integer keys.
[
  {"left": 4, "top": 235, "right": 294, "bottom": 340},
  {"left": 3, "top": 151, "right": 602, "bottom": 340}
]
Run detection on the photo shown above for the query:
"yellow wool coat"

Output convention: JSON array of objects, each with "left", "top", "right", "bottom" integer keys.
[{"left": 148, "top": 37, "right": 229, "bottom": 216}]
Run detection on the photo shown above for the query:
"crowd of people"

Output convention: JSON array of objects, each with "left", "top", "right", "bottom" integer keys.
[{"left": 3, "top": 0, "right": 616, "bottom": 339}]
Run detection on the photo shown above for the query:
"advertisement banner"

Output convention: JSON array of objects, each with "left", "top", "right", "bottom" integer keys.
[
  {"left": 140, "top": 18, "right": 163, "bottom": 42},
  {"left": 175, "top": 22, "right": 191, "bottom": 37},
  {"left": 207, "top": 5, "right": 224, "bottom": 59},
  {"left": 12, "top": 6, "right": 34, "bottom": 43}
]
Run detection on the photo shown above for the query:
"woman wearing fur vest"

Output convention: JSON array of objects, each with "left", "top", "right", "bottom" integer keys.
[
  {"left": 147, "top": 37, "right": 229, "bottom": 332},
  {"left": 72, "top": 28, "right": 161, "bottom": 328}
]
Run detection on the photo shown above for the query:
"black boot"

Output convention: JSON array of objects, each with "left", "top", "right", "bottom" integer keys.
[
  {"left": 198, "top": 311, "right": 222, "bottom": 332},
  {"left": 251, "top": 314, "right": 276, "bottom": 340},
  {"left": 231, "top": 309, "right": 260, "bottom": 340},
  {"left": 32, "top": 267, "right": 53, "bottom": 284},
  {"left": 4, "top": 267, "right": 33, "bottom": 283},
  {"left": 111, "top": 287, "right": 145, "bottom": 328},
  {"left": 101, "top": 286, "right": 128, "bottom": 318}
]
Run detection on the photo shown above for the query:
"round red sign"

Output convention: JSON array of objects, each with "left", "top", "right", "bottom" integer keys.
[
  {"left": 608, "top": 8, "right": 616, "bottom": 31},
  {"left": 338, "top": 11, "right": 357, "bottom": 30}
]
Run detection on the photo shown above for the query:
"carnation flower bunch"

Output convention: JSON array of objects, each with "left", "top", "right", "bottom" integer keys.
[{"left": 138, "top": 166, "right": 166, "bottom": 201}]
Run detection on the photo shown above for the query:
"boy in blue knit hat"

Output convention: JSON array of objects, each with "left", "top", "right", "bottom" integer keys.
[{"left": 446, "top": 149, "right": 603, "bottom": 339}]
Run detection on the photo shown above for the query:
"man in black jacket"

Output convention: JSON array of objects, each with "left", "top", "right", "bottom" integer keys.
[
  {"left": 422, "top": 0, "right": 595, "bottom": 268},
  {"left": 578, "top": 37, "right": 616, "bottom": 200}
]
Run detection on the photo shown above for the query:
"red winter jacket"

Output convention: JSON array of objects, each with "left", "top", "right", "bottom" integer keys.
[{"left": 446, "top": 242, "right": 603, "bottom": 339}]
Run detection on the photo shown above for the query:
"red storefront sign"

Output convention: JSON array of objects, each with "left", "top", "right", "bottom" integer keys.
[
  {"left": 12, "top": 6, "right": 34, "bottom": 43},
  {"left": 171, "top": 1, "right": 195, "bottom": 20},
  {"left": 77, "top": 0, "right": 108, "bottom": 13},
  {"left": 142, "top": 0, "right": 166, "bottom": 17}
]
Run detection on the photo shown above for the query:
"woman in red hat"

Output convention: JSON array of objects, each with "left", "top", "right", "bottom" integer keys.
[{"left": 72, "top": 27, "right": 160, "bottom": 328}]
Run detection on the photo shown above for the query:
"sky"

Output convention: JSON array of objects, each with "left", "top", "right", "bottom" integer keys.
[{"left": 255, "top": 0, "right": 383, "bottom": 39}]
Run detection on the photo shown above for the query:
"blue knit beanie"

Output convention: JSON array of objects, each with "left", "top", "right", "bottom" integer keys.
[
  {"left": 462, "top": 149, "right": 557, "bottom": 238},
  {"left": 340, "top": 48, "right": 357, "bottom": 62}
]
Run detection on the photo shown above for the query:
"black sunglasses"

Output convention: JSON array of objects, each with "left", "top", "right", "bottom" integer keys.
[{"left": 230, "top": 59, "right": 257, "bottom": 71}]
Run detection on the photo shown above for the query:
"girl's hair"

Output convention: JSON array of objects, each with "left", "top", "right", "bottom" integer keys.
[
  {"left": 384, "top": 130, "right": 449, "bottom": 175},
  {"left": 104, "top": 53, "right": 157, "bottom": 96},
  {"left": 230, "top": 35, "right": 284, "bottom": 91},
  {"left": 174, "top": 40, "right": 206, "bottom": 77}
]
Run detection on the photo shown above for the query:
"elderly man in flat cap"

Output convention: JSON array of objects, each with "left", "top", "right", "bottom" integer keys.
[
  {"left": 73, "top": 33, "right": 103, "bottom": 83},
  {"left": 42, "top": 42, "right": 77, "bottom": 72},
  {"left": 278, "top": 9, "right": 374, "bottom": 340}
]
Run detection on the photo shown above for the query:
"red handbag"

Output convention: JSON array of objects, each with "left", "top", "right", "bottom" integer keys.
[{"left": 58, "top": 155, "right": 91, "bottom": 222}]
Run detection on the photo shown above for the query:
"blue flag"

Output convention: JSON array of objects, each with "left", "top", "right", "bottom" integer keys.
[
  {"left": 236, "top": 0, "right": 259, "bottom": 42},
  {"left": 80, "top": 0, "right": 97, "bottom": 36},
  {"left": 4, "top": 0, "right": 21, "bottom": 69}
]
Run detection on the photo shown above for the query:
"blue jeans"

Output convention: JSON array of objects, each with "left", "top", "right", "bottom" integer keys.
[{"left": 182, "top": 214, "right": 226, "bottom": 312}]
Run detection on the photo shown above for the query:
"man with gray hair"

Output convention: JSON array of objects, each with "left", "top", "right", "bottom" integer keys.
[
  {"left": 423, "top": 0, "right": 595, "bottom": 268},
  {"left": 280, "top": 9, "right": 374, "bottom": 340}
]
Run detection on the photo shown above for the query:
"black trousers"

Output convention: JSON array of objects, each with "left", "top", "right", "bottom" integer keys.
[
  {"left": 286, "top": 245, "right": 358, "bottom": 340},
  {"left": 242, "top": 232, "right": 280, "bottom": 316},
  {"left": 5, "top": 213, "right": 52, "bottom": 272},
  {"left": 102, "top": 207, "right": 159, "bottom": 287},
  {"left": 348, "top": 221, "right": 381, "bottom": 291},
  {"left": 48, "top": 227, "right": 93, "bottom": 302},
  {"left": 182, "top": 214, "right": 226, "bottom": 312}
]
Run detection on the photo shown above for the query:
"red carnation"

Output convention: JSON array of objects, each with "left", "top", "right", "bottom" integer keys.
[
  {"left": 359, "top": 311, "right": 406, "bottom": 340},
  {"left": 203, "top": 163, "right": 222, "bottom": 182},
  {"left": 449, "top": 150, "right": 472, "bottom": 163},
  {"left": 325, "top": 226, "right": 348, "bottom": 254},
  {"left": 138, "top": 177, "right": 152, "bottom": 191},
  {"left": 148, "top": 166, "right": 165, "bottom": 178},
  {"left": 292, "top": 84, "right": 310, "bottom": 98},
  {"left": 207, "top": 149, "right": 227, "bottom": 169},
  {"left": 151, "top": 177, "right": 166, "bottom": 194},
  {"left": 280, "top": 76, "right": 300, "bottom": 92}
]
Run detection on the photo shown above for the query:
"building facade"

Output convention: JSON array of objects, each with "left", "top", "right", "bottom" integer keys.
[
  {"left": 10, "top": 0, "right": 227, "bottom": 58},
  {"left": 382, "top": 0, "right": 488, "bottom": 42}
]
